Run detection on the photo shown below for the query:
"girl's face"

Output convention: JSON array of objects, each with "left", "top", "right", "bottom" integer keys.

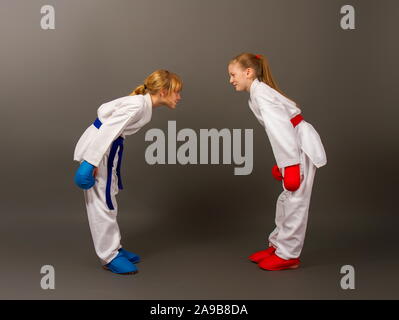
[
  {"left": 228, "top": 62, "right": 255, "bottom": 92},
  {"left": 161, "top": 89, "right": 181, "bottom": 109}
]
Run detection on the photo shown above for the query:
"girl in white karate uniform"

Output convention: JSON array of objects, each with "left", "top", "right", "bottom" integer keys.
[
  {"left": 228, "top": 53, "right": 327, "bottom": 270},
  {"left": 74, "top": 70, "right": 182, "bottom": 274}
]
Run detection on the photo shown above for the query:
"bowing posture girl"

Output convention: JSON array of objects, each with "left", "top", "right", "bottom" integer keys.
[
  {"left": 228, "top": 53, "right": 327, "bottom": 270},
  {"left": 74, "top": 70, "right": 182, "bottom": 275}
]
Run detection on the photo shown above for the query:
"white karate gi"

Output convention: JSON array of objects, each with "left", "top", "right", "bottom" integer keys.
[
  {"left": 74, "top": 93, "right": 152, "bottom": 264},
  {"left": 248, "top": 79, "right": 327, "bottom": 259}
]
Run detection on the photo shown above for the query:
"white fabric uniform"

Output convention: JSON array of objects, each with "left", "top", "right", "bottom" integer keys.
[
  {"left": 248, "top": 79, "right": 327, "bottom": 259},
  {"left": 74, "top": 93, "right": 152, "bottom": 265}
]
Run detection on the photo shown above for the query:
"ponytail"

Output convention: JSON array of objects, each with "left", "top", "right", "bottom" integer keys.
[
  {"left": 129, "top": 84, "right": 147, "bottom": 96},
  {"left": 256, "top": 54, "right": 280, "bottom": 92}
]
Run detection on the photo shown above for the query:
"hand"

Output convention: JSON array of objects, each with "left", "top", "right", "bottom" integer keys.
[
  {"left": 74, "top": 160, "right": 96, "bottom": 190},
  {"left": 283, "top": 164, "right": 300, "bottom": 191},
  {"left": 271, "top": 164, "right": 283, "bottom": 181}
]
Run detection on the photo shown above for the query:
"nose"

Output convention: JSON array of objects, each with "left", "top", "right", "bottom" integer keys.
[{"left": 229, "top": 77, "right": 234, "bottom": 84}]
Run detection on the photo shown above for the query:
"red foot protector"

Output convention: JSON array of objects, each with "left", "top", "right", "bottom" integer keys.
[
  {"left": 258, "top": 253, "right": 300, "bottom": 271},
  {"left": 249, "top": 246, "right": 276, "bottom": 263},
  {"left": 283, "top": 164, "right": 300, "bottom": 191}
]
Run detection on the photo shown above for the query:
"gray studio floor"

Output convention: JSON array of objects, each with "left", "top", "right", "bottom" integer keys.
[{"left": 1, "top": 204, "right": 398, "bottom": 300}]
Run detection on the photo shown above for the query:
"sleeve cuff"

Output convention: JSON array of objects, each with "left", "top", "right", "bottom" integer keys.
[
  {"left": 277, "top": 158, "right": 300, "bottom": 169},
  {"left": 83, "top": 154, "right": 101, "bottom": 168}
]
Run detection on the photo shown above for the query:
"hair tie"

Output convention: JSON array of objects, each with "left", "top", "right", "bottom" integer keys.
[
  {"left": 255, "top": 54, "right": 261, "bottom": 59},
  {"left": 143, "top": 84, "right": 147, "bottom": 90}
]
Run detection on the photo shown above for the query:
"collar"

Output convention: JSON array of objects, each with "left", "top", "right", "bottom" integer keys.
[
  {"left": 143, "top": 93, "right": 152, "bottom": 108},
  {"left": 144, "top": 93, "right": 153, "bottom": 115},
  {"left": 249, "top": 78, "right": 261, "bottom": 98},
  {"left": 142, "top": 93, "right": 153, "bottom": 121}
]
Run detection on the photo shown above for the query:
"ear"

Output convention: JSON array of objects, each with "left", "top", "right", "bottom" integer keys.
[
  {"left": 159, "top": 88, "right": 167, "bottom": 97},
  {"left": 245, "top": 68, "right": 253, "bottom": 78}
]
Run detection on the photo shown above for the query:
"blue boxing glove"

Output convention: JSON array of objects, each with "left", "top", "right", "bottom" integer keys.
[{"left": 74, "top": 160, "right": 96, "bottom": 189}]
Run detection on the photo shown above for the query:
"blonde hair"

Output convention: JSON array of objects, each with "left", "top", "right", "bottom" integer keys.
[
  {"left": 129, "top": 69, "right": 183, "bottom": 96},
  {"left": 230, "top": 53, "right": 297, "bottom": 105}
]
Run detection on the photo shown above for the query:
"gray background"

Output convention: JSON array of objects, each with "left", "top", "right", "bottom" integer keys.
[{"left": 0, "top": 0, "right": 398, "bottom": 299}]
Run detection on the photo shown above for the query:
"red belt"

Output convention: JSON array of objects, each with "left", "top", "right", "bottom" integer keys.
[{"left": 290, "top": 114, "right": 303, "bottom": 127}]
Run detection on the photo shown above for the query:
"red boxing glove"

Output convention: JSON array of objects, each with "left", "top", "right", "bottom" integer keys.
[
  {"left": 271, "top": 164, "right": 283, "bottom": 181},
  {"left": 283, "top": 164, "right": 300, "bottom": 191}
]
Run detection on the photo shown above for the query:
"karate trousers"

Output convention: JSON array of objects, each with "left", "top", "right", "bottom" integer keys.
[
  {"left": 83, "top": 147, "right": 122, "bottom": 265},
  {"left": 268, "top": 150, "right": 317, "bottom": 260}
]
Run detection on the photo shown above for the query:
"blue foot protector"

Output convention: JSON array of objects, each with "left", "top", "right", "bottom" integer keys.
[
  {"left": 103, "top": 251, "right": 138, "bottom": 274},
  {"left": 74, "top": 160, "right": 96, "bottom": 190},
  {"left": 119, "top": 248, "right": 141, "bottom": 264}
]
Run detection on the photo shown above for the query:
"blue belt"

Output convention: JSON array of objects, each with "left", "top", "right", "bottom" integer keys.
[{"left": 93, "top": 118, "right": 124, "bottom": 210}]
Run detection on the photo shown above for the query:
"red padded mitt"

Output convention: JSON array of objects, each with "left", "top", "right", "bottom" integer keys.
[
  {"left": 272, "top": 164, "right": 283, "bottom": 181},
  {"left": 283, "top": 164, "right": 300, "bottom": 191}
]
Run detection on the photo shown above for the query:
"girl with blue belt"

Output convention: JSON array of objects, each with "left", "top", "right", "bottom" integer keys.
[{"left": 74, "top": 70, "right": 182, "bottom": 275}]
